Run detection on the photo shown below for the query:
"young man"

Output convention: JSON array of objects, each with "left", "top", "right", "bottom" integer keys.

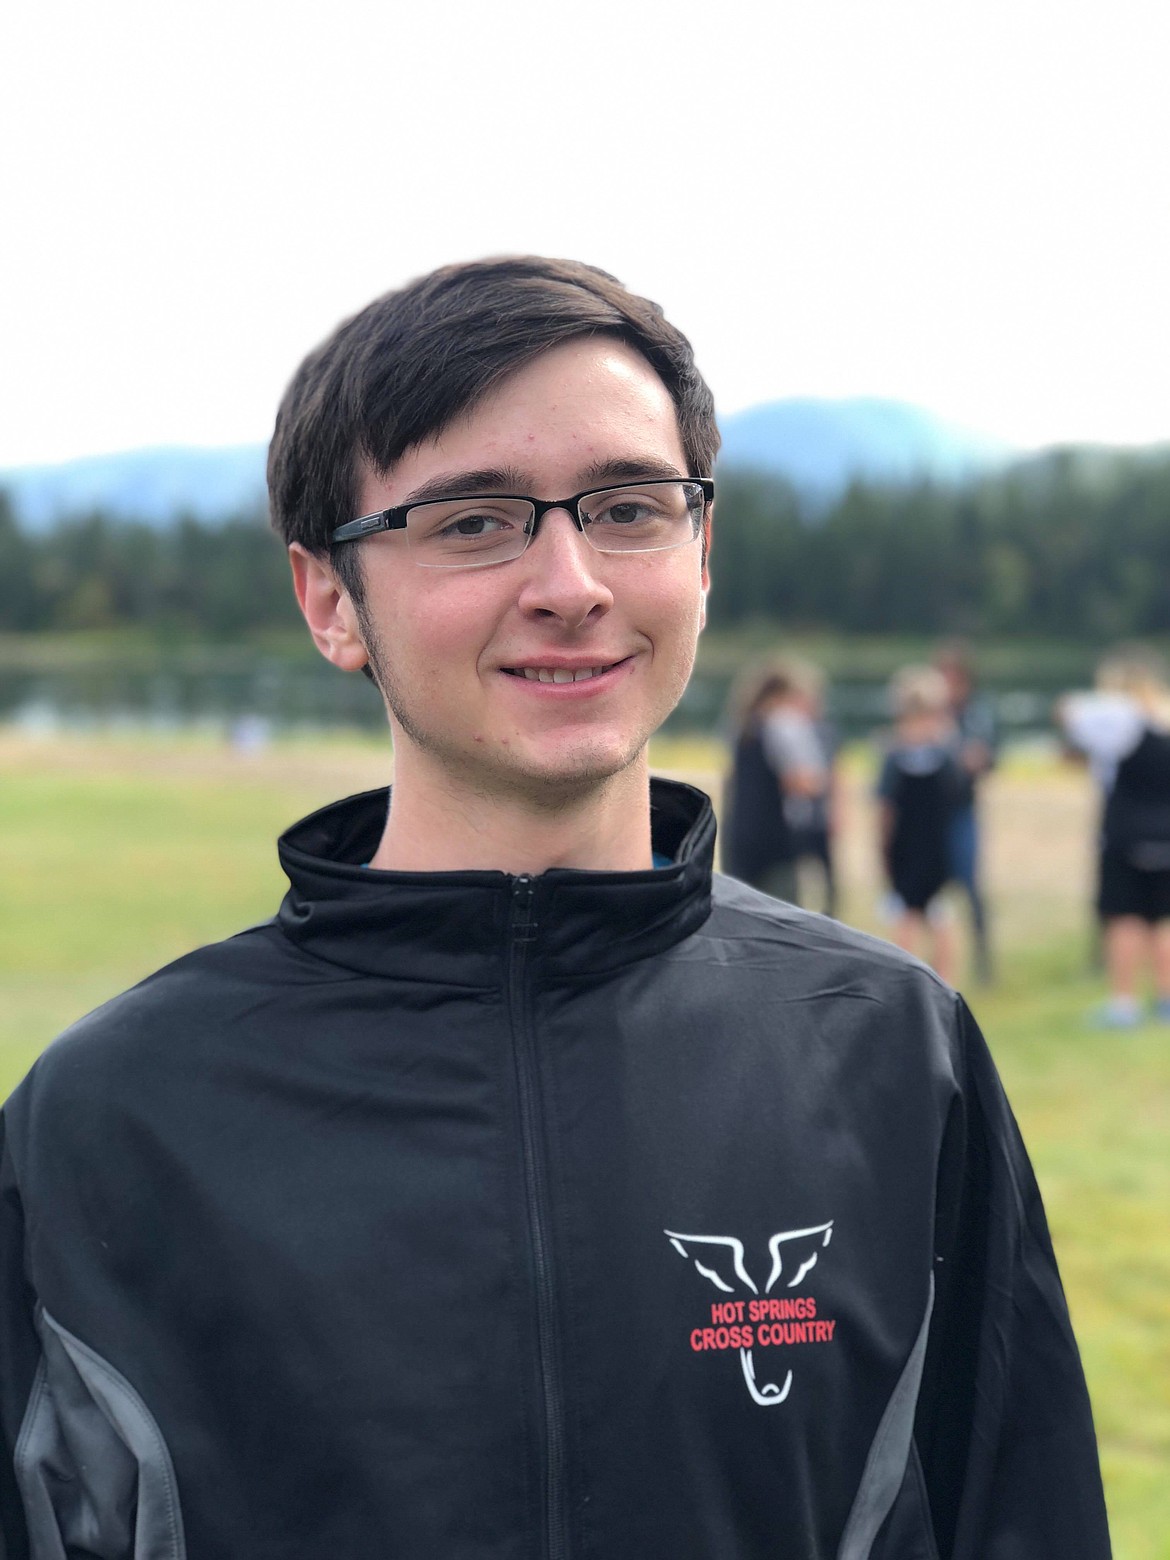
[{"left": 1, "top": 258, "right": 1110, "bottom": 1557}]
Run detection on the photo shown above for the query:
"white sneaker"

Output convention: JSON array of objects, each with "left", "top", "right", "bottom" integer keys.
[{"left": 1088, "top": 996, "right": 1142, "bottom": 1029}]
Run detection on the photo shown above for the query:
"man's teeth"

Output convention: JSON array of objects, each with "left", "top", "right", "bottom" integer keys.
[{"left": 517, "top": 666, "right": 609, "bottom": 683}]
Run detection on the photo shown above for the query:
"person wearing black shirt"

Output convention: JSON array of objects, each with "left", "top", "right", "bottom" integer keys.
[{"left": 1, "top": 258, "right": 1110, "bottom": 1558}]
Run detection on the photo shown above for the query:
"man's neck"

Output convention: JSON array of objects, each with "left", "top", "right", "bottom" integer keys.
[{"left": 367, "top": 751, "right": 655, "bottom": 875}]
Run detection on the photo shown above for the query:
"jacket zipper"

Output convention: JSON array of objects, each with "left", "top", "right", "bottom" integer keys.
[{"left": 508, "top": 875, "right": 568, "bottom": 1560}]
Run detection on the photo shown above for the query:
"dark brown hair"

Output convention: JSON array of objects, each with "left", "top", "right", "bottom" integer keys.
[{"left": 267, "top": 256, "right": 719, "bottom": 597}]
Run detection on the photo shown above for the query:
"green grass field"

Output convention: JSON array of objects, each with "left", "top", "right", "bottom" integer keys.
[{"left": 2, "top": 729, "right": 1167, "bottom": 1555}]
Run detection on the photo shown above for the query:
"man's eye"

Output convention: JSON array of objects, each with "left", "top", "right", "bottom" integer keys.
[
  {"left": 591, "top": 491, "right": 673, "bottom": 527},
  {"left": 440, "top": 513, "right": 511, "bottom": 538},
  {"left": 599, "top": 501, "right": 654, "bottom": 526},
  {"left": 412, "top": 503, "right": 522, "bottom": 544}
]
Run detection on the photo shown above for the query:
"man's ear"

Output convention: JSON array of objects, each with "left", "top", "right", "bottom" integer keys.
[{"left": 288, "top": 544, "right": 370, "bottom": 672}]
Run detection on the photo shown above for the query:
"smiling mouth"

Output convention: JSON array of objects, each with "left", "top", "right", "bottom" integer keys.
[{"left": 502, "top": 663, "right": 621, "bottom": 684}]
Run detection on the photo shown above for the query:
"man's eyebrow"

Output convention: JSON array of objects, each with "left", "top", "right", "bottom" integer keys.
[
  {"left": 578, "top": 457, "right": 687, "bottom": 487},
  {"left": 399, "top": 468, "right": 528, "bottom": 506},
  {"left": 397, "top": 458, "right": 689, "bottom": 509}
]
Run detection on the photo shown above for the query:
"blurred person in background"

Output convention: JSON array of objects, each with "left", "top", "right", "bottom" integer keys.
[
  {"left": 933, "top": 641, "right": 997, "bottom": 984},
  {"left": 789, "top": 655, "right": 842, "bottom": 911},
  {"left": 1058, "top": 646, "right": 1170, "bottom": 1027},
  {"left": 877, "top": 665, "right": 964, "bottom": 983},
  {"left": 722, "top": 659, "right": 825, "bottom": 904}
]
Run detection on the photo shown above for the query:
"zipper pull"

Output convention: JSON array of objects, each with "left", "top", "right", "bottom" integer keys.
[{"left": 512, "top": 874, "right": 538, "bottom": 941}]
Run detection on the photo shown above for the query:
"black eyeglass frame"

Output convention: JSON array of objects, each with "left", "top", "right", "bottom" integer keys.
[{"left": 329, "top": 476, "right": 715, "bottom": 550}]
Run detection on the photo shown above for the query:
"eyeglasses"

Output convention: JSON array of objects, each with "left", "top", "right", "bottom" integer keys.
[{"left": 329, "top": 477, "right": 714, "bottom": 570}]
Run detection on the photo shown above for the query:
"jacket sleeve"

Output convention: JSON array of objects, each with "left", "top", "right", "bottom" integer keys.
[
  {"left": 914, "top": 996, "right": 1112, "bottom": 1559},
  {"left": 0, "top": 1107, "right": 35, "bottom": 1560}
]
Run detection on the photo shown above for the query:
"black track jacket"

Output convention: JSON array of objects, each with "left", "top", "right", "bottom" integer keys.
[{"left": 0, "top": 780, "right": 1110, "bottom": 1558}]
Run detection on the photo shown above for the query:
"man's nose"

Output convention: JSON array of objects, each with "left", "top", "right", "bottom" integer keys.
[{"left": 514, "top": 509, "right": 614, "bottom": 627}]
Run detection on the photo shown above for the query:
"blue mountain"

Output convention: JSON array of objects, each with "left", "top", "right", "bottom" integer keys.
[
  {"left": 717, "top": 397, "right": 1011, "bottom": 497},
  {"left": 1, "top": 400, "right": 1014, "bottom": 529},
  {"left": 1, "top": 444, "right": 268, "bottom": 531}
]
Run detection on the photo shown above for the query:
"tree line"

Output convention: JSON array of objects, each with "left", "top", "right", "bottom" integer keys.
[
  {"left": 0, "top": 500, "right": 299, "bottom": 637},
  {"left": 2, "top": 445, "right": 1168, "bottom": 640},
  {"left": 707, "top": 447, "right": 1170, "bottom": 640}
]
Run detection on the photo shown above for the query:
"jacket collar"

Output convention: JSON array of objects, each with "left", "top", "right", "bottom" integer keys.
[{"left": 275, "top": 777, "right": 715, "bottom": 983}]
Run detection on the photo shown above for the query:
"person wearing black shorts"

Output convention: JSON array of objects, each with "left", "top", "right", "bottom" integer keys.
[
  {"left": 1098, "top": 837, "right": 1170, "bottom": 924},
  {"left": 877, "top": 666, "right": 964, "bottom": 983},
  {"left": 1060, "top": 649, "right": 1170, "bottom": 1026}
]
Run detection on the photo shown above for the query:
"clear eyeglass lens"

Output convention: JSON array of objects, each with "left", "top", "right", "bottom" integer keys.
[
  {"left": 580, "top": 482, "right": 702, "bottom": 553},
  {"left": 405, "top": 497, "right": 535, "bottom": 567}
]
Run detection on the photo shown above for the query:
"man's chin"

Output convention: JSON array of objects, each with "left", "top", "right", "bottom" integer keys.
[{"left": 481, "top": 739, "right": 648, "bottom": 811}]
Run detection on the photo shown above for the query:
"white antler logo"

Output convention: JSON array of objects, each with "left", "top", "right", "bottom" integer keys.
[{"left": 665, "top": 1223, "right": 835, "bottom": 1405}]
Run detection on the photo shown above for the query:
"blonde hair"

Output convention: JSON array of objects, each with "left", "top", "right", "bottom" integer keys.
[
  {"left": 1096, "top": 645, "right": 1170, "bottom": 725},
  {"left": 889, "top": 664, "right": 951, "bottom": 719}
]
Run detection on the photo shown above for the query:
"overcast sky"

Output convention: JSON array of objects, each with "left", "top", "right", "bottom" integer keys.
[{"left": 2, "top": 0, "right": 1166, "bottom": 468}]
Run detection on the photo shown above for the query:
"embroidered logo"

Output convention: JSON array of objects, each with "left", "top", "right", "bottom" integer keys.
[{"left": 665, "top": 1222, "right": 836, "bottom": 1405}]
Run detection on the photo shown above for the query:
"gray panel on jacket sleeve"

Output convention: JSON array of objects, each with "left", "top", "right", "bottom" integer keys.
[
  {"left": 836, "top": 1277, "right": 935, "bottom": 1560},
  {"left": 13, "top": 1308, "right": 185, "bottom": 1560}
]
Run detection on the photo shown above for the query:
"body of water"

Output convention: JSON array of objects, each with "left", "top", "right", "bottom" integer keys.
[{"left": 0, "top": 649, "right": 1069, "bottom": 750}]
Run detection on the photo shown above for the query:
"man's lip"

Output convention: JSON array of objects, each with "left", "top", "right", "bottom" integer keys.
[{"left": 497, "top": 656, "right": 632, "bottom": 685}]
